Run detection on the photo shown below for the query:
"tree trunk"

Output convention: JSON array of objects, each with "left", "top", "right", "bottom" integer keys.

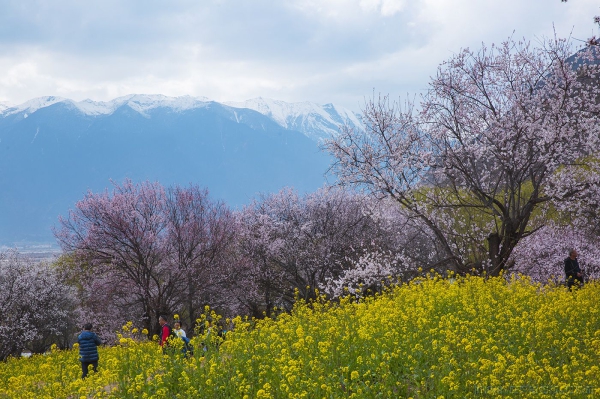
[{"left": 487, "top": 232, "right": 502, "bottom": 277}]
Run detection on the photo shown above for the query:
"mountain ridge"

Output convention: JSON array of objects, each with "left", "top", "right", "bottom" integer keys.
[
  {"left": 0, "top": 95, "right": 351, "bottom": 249},
  {"left": 0, "top": 94, "right": 362, "bottom": 141}
]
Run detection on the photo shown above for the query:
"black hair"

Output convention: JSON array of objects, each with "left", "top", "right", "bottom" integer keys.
[{"left": 83, "top": 323, "right": 93, "bottom": 331}]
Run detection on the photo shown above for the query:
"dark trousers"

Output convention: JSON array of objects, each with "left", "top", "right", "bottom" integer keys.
[
  {"left": 81, "top": 360, "right": 98, "bottom": 378},
  {"left": 567, "top": 276, "right": 584, "bottom": 290}
]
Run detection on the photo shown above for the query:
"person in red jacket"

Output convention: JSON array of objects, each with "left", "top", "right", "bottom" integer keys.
[{"left": 158, "top": 315, "right": 172, "bottom": 348}]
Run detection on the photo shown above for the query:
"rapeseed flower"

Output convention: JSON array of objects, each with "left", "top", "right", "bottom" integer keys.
[{"left": 0, "top": 276, "right": 598, "bottom": 398}]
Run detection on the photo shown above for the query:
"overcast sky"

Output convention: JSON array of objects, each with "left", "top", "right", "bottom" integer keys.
[{"left": 0, "top": 0, "right": 598, "bottom": 111}]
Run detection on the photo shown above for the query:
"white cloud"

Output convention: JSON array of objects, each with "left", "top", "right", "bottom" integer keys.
[
  {"left": 0, "top": 0, "right": 598, "bottom": 110},
  {"left": 359, "top": 0, "right": 408, "bottom": 17}
]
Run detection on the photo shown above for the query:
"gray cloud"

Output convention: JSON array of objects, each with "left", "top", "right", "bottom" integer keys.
[{"left": 0, "top": 0, "right": 598, "bottom": 110}]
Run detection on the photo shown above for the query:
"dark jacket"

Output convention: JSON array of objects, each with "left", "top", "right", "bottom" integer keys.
[
  {"left": 78, "top": 330, "right": 101, "bottom": 362},
  {"left": 564, "top": 257, "right": 582, "bottom": 279}
]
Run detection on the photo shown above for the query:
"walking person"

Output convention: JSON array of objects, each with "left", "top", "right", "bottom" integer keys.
[
  {"left": 158, "top": 315, "right": 172, "bottom": 350},
  {"left": 565, "top": 249, "right": 584, "bottom": 290},
  {"left": 173, "top": 320, "right": 193, "bottom": 356},
  {"left": 173, "top": 321, "right": 186, "bottom": 338},
  {"left": 78, "top": 323, "right": 101, "bottom": 379}
]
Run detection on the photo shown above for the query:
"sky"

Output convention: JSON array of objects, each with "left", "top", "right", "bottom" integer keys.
[{"left": 0, "top": 0, "right": 598, "bottom": 112}]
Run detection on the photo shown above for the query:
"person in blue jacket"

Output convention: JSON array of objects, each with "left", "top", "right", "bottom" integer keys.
[{"left": 78, "top": 323, "right": 102, "bottom": 378}]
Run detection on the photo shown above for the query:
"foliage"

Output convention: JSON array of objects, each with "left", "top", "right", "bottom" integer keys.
[
  {"left": 0, "top": 250, "right": 77, "bottom": 360},
  {"left": 1, "top": 276, "right": 599, "bottom": 398}
]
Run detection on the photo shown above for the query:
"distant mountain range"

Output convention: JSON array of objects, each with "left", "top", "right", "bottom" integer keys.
[{"left": 0, "top": 95, "right": 362, "bottom": 249}]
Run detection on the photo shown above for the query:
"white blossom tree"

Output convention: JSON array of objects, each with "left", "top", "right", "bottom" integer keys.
[
  {"left": 509, "top": 223, "right": 600, "bottom": 283},
  {"left": 0, "top": 251, "right": 76, "bottom": 360},
  {"left": 325, "top": 251, "right": 410, "bottom": 298}
]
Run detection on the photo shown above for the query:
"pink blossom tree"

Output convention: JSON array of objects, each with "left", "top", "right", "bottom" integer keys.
[
  {"left": 55, "top": 180, "right": 235, "bottom": 335},
  {"left": 327, "top": 37, "right": 600, "bottom": 276},
  {"left": 164, "top": 185, "right": 238, "bottom": 329},
  {"left": 234, "top": 187, "right": 403, "bottom": 315},
  {"left": 517, "top": 159, "right": 600, "bottom": 283},
  {"left": 232, "top": 210, "right": 289, "bottom": 318},
  {"left": 55, "top": 180, "right": 172, "bottom": 334}
]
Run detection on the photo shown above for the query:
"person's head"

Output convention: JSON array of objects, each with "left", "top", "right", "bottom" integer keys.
[
  {"left": 174, "top": 321, "right": 181, "bottom": 330},
  {"left": 83, "top": 323, "right": 93, "bottom": 331},
  {"left": 569, "top": 249, "right": 578, "bottom": 259},
  {"left": 159, "top": 316, "right": 167, "bottom": 326}
]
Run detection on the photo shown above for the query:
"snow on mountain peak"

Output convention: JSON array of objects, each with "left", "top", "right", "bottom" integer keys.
[
  {"left": 225, "top": 97, "right": 362, "bottom": 140},
  {"left": 0, "top": 101, "right": 11, "bottom": 113},
  {"left": 0, "top": 95, "right": 213, "bottom": 117},
  {"left": 0, "top": 94, "right": 361, "bottom": 141},
  {"left": 1, "top": 96, "right": 68, "bottom": 116},
  {"left": 105, "top": 94, "right": 212, "bottom": 116}
]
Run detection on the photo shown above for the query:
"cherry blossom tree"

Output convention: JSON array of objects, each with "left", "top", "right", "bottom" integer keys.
[
  {"left": 327, "top": 37, "right": 600, "bottom": 276},
  {"left": 55, "top": 180, "right": 236, "bottom": 335},
  {"left": 0, "top": 250, "right": 76, "bottom": 360},
  {"left": 164, "top": 185, "right": 237, "bottom": 329},
  {"left": 55, "top": 180, "right": 172, "bottom": 334},
  {"left": 516, "top": 159, "right": 600, "bottom": 283},
  {"left": 325, "top": 251, "right": 408, "bottom": 298},
  {"left": 233, "top": 208, "right": 289, "bottom": 317},
  {"left": 234, "top": 187, "right": 401, "bottom": 315}
]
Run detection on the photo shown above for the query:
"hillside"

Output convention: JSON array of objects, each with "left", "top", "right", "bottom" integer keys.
[{"left": 0, "top": 276, "right": 598, "bottom": 398}]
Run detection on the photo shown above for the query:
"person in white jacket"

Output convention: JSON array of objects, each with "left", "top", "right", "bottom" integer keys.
[{"left": 173, "top": 321, "right": 186, "bottom": 338}]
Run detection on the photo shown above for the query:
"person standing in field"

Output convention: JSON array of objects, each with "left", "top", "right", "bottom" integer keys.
[
  {"left": 565, "top": 249, "right": 584, "bottom": 290},
  {"left": 173, "top": 321, "right": 186, "bottom": 338},
  {"left": 173, "top": 320, "right": 194, "bottom": 356},
  {"left": 158, "top": 315, "right": 172, "bottom": 348},
  {"left": 78, "top": 323, "right": 101, "bottom": 379}
]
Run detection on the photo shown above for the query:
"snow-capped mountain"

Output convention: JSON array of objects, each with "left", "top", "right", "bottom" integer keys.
[
  {"left": 226, "top": 97, "right": 362, "bottom": 141},
  {"left": 1, "top": 94, "right": 213, "bottom": 118},
  {"left": 0, "top": 101, "right": 11, "bottom": 113},
  {"left": 0, "top": 95, "right": 361, "bottom": 141},
  {"left": 0, "top": 94, "right": 347, "bottom": 248}
]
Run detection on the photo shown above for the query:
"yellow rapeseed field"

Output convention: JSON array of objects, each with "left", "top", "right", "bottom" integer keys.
[{"left": 1, "top": 275, "right": 599, "bottom": 398}]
